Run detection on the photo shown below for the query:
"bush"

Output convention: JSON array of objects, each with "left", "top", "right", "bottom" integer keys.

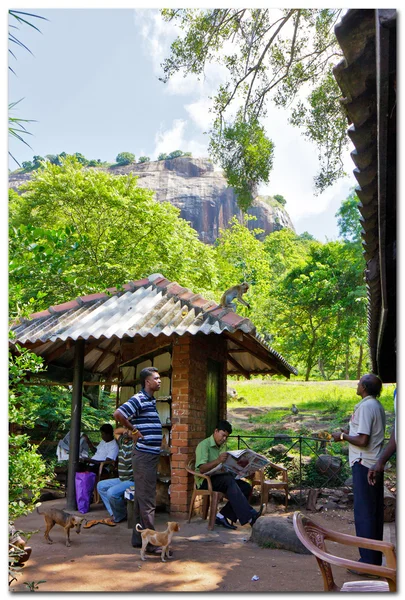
[
  {"left": 9, "top": 434, "right": 53, "bottom": 520},
  {"left": 116, "top": 152, "right": 135, "bottom": 165},
  {"left": 138, "top": 156, "right": 150, "bottom": 163},
  {"left": 157, "top": 153, "right": 168, "bottom": 160}
]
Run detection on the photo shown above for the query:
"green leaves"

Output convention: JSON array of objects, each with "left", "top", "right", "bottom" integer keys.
[
  {"left": 160, "top": 8, "right": 347, "bottom": 205},
  {"left": 209, "top": 114, "right": 274, "bottom": 210}
]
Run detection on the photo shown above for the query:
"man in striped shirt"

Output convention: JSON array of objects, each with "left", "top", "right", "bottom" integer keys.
[
  {"left": 96, "top": 430, "right": 134, "bottom": 524},
  {"left": 113, "top": 367, "right": 163, "bottom": 552}
]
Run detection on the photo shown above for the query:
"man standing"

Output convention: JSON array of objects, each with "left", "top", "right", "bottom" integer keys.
[
  {"left": 195, "top": 420, "right": 264, "bottom": 529},
  {"left": 113, "top": 367, "right": 162, "bottom": 553},
  {"left": 332, "top": 374, "right": 386, "bottom": 567}
]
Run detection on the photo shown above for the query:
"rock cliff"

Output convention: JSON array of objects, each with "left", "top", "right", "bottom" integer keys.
[{"left": 9, "top": 157, "right": 295, "bottom": 244}]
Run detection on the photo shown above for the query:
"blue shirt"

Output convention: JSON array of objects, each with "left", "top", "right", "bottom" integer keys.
[{"left": 116, "top": 389, "right": 162, "bottom": 455}]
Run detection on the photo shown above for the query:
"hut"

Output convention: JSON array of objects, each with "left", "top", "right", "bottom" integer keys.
[{"left": 10, "top": 273, "right": 297, "bottom": 516}]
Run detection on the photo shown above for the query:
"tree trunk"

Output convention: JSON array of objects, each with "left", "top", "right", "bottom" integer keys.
[
  {"left": 318, "top": 358, "right": 327, "bottom": 380},
  {"left": 345, "top": 347, "right": 350, "bottom": 380},
  {"left": 357, "top": 344, "right": 363, "bottom": 379}
]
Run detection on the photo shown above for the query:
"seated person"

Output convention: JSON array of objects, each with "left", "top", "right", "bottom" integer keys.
[
  {"left": 195, "top": 419, "right": 265, "bottom": 529},
  {"left": 56, "top": 431, "right": 89, "bottom": 461},
  {"left": 80, "top": 424, "right": 119, "bottom": 474},
  {"left": 96, "top": 428, "right": 135, "bottom": 524}
]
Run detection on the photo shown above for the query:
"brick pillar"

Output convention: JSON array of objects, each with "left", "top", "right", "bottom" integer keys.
[{"left": 170, "top": 333, "right": 227, "bottom": 517}]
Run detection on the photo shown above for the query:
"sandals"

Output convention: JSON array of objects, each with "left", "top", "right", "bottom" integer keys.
[{"left": 83, "top": 518, "right": 117, "bottom": 529}]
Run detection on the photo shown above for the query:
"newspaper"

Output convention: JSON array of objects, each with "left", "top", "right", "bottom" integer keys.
[{"left": 204, "top": 449, "right": 269, "bottom": 479}]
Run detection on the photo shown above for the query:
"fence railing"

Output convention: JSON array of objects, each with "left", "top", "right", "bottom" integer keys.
[{"left": 230, "top": 434, "right": 392, "bottom": 506}]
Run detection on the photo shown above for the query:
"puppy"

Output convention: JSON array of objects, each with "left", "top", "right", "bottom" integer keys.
[
  {"left": 136, "top": 521, "right": 179, "bottom": 562},
  {"left": 37, "top": 507, "right": 84, "bottom": 547}
]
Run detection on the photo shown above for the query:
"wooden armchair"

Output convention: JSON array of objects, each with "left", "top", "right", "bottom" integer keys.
[
  {"left": 93, "top": 460, "right": 118, "bottom": 504},
  {"left": 293, "top": 511, "right": 396, "bottom": 592},
  {"left": 250, "top": 461, "right": 289, "bottom": 512},
  {"left": 185, "top": 461, "right": 226, "bottom": 530}
]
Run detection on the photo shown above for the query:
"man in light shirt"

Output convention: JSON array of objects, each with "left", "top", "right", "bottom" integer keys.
[{"left": 332, "top": 374, "right": 386, "bottom": 569}]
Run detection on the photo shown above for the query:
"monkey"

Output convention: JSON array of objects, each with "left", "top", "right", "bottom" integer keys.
[{"left": 220, "top": 282, "right": 250, "bottom": 312}]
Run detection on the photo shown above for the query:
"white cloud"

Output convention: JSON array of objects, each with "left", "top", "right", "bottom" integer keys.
[
  {"left": 184, "top": 97, "right": 214, "bottom": 132},
  {"left": 153, "top": 119, "right": 208, "bottom": 159}
]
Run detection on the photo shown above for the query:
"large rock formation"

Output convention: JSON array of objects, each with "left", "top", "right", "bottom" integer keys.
[{"left": 8, "top": 157, "right": 295, "bottom": 244}]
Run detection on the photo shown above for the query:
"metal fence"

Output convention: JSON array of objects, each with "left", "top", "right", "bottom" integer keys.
[{"left": 230, "top": 433, "right": 391, "bottom": 506}]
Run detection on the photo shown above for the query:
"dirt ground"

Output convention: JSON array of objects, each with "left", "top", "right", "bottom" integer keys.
[{"left": 9, "top": 497, "right": 395, "bottom": 593}]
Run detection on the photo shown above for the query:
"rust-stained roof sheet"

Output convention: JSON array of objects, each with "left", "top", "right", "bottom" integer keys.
[{"left": 11, "top": 274, "right": 298, "bottom": 378}]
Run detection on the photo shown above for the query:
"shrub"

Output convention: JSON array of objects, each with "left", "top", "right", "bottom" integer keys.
[{"left": 138, "top": 156, "right": 150, "bottom": 163}]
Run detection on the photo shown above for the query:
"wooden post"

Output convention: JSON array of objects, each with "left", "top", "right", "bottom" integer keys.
[{"left": 66, "top": 340, "right": 85, "bottom": 510}]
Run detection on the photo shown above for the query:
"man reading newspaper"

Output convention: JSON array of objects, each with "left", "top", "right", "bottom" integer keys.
[{"left": 195, "top": 420, "right": 266, "bottom": 529}]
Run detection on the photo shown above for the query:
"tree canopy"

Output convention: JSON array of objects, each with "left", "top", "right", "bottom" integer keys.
[{"left": 160, "top": 8, "right": 348, "bottom": 208}]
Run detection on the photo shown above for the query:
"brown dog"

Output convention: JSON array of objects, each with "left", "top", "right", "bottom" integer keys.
[
  {"left": 136, "top": 521, "right": 179, "bottom": 562},
  {"left": 37, "top": 507, "right": 84, "bottom": 547}
]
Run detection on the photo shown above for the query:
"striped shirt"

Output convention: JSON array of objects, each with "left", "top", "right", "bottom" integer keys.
[
  {"left": 118, "top": 435, "right": 134, "bottom": 481},
  {"left": 116, "top": 389, "right": 162, "bottom": 455}
]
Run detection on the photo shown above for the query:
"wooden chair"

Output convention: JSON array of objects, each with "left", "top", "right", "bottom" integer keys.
[
  {"left": 293, "top": 511, "right": 396, "bottom": 592},
  {"left": 93, "top": 460, "right": 118, "bottom": 504},
  {"left": 250, "top": 461, "right": 289, "bottom": 512},
  {"left": 185, "top": 461, "right": 226, "bottom": 530}
]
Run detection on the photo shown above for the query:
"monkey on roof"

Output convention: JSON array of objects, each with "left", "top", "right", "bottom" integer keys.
[{"left": 220, "top": 282, "right": 250, "bottom": 312}]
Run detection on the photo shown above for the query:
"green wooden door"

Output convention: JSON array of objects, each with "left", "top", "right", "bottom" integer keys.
[{"left": 206, "top": 359, "right": 221, "bottom": 437}]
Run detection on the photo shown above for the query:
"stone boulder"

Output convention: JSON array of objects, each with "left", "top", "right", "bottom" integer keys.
[
  {"left": 250, "top": 516, "right": 311, "bottom": 554},
  {"left": 315, "top": 454, "right": 342, "bottom": 479},
  {"left": 8, "top": 157, "right": 295, "bottom": 245}
]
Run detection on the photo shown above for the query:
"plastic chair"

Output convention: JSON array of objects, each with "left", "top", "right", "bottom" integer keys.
[
  {"left": 250, "top": 461, "right": 289, "bottom": 512},
  {"left": 185, "top": 461, "right": 226, "bottom": 530},
  {"left": 293, "top": 511, "right": 396, "bottom": 592}
]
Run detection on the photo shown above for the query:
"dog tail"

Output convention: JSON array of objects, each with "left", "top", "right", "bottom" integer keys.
[
  {"left": 36, "top": 506, "right": 44, "bottom": 515},
  {"left": 135, "top": 523, "right": 143, "bottom": 532}
]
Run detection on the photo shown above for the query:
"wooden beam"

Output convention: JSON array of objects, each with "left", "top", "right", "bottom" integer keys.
[
  {"left": 227, "top": 354, "right": 251, "bottom": 379},
  {"left": 66, "top": 340, "right": 85, "bottom": 511},
  {"left": 225, "top": 333, "right": 284, "bottom": 376},
  {"left": 20, "top": 380, "right": 119, "bottom": 387},
  {"left": 91, "top": 339, "right": 118, "bottom": 373}
]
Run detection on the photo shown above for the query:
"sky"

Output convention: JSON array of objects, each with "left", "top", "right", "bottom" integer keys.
[{"left": 6, "top": 6, "right": 359, "bottom": 242}]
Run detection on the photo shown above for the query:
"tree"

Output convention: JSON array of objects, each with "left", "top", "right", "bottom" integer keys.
[
  {"left": 116, "top": 152, "right": 135, "bottom": 165},
  {"left": 273, "top": 194, "right": 286, "bottom": 206},
  {"left": 157, "top": 153, "right": 168, "bottom": 161},
  {"left": 32, "top": 155, "right": 44, "bottom": 168},
  {"left": 336, "top": 188, "right": 362, "bottom": 244},
  {"left": 9, "top": 157, "right": 218, "bottom": 313},
  {"left": 160, "top": 9, "right": 347, "bottom": 208},
  {"left": 138, "top": 156, "right": 150, "bottom": 163},
  {"left": 269, "top": 241, "right": 367, "bottom": 380}
]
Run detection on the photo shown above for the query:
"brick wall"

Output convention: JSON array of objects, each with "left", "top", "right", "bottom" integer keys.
[{"left": 170, "top": 333, "right": 228, "bottom": 517}]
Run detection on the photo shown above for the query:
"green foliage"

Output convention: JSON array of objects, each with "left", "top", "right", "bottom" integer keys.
[
  {"left": 209, "top": 113, "right": 274, "bottom": 210},
  {"left": 267, "top": 240, "right": 367, "bottom": 379},
  {"left": 9, "top": 434, "right": 51, "bottom": 520},
  {"left": 9, "top": 157, "right": 218, "bottom": 315},
  {"left": 157, "top": 153, "right": 168, "bottom": 160},
  {"left": 273, "top": 194, "right": 286, "bottom": 206},
  {"left": 116, "top": 152, "right": 135, "bottom": 165},
  {"left": 335, "top": 188, "right": 362, "bottom": 244},
  {"left": 167, "top": 150, "right": 184, "bottom": 159},
  {"left": 160, "top": 8, "right": 347, "bottom": 205},
  {"left": 138, "top": 156, "right": 150, "bottom": 163}
]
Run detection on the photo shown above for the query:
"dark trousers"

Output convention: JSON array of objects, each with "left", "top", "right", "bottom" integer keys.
[
  {"left": 131, "top": 449, "right": 160, "bottom": 547},
  {"left": 201, "top": 473, "right": 254, "bottom": 526},
  {"left": 352, "top": 461, "right": 384, "bottom": 565}
]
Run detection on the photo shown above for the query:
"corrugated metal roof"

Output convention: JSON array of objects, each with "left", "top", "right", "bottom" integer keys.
[
  {"left": 11, "top": 274, "right": 297, "bottom": 378},
  {"left": 333, "top": 9, "right": 396, "bottom": 382}
]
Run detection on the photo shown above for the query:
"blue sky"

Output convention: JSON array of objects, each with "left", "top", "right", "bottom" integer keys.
[{"left": 7, "top": 6, "right": 358, "bottom": 241}]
